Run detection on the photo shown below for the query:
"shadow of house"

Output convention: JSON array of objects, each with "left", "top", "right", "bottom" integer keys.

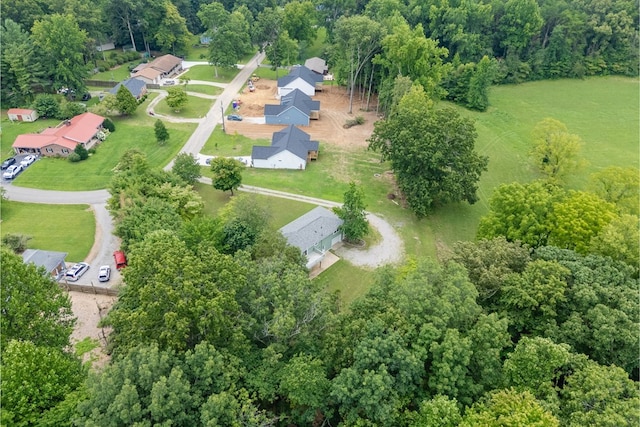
[
  {"left": 264, "top": 89, "right": 320, "bottom": 126},
  {"left": 108, "top": 78, "right": 148, "bottom": 100},
  {"left": 22, "top": 249, "right": 68, "bottom": 280},
  {"left": 280, "top": 206, "right": 344, "bottom": 270},
  {"left": 277, "top": 65, "right": 324, "bottom": 97},
  {"left": 251, "top": 125, "right": 319, "bottom": 169},
  {"left": 12, "top": 112, "right": 105, "bottom": 157}
]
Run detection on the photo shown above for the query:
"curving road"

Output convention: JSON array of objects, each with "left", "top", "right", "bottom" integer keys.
[{"left": 2, "top": 51, "right": 404, "bottom": 286}]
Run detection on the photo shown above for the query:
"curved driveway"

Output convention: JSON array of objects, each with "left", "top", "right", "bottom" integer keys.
[{"left": 2, "top": 51, "right": 404, "bottom": 286}]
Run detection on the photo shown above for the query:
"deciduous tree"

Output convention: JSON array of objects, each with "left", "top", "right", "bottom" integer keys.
[
  {"left": 460, "top": 388, "right": 559, "bottom": 426},
  {"left": 368, "top": 85, "right": 488, "bottom": 216},
  {"left": 154, "top": 119, "right": 169, "bottom": 145},
  {"left": 171, "top": 152, "right": 201, "bottom": 185},
  {"left": 333, "top": 182, "right": 369, "bottom": 243},
  {"left": 0, "top": 246, "right": 75, "bottom": 349},
  {"left": 210, "top": 157, "right": 243, "bottom": 196},
  {"left": 115, "top": 84, "right": 138, "bottom": 115},
  {"left": 165, "top": 86, "right": 188, "bottom": 112},
  {"left": 530, "top": 118, "right": 585, "bottom": 183},
  {"left": 154, "top": 1, "right": 192, "bottom": 55},
  {"left": 588, "top": 166, "right": 639, "bottom": 215}
]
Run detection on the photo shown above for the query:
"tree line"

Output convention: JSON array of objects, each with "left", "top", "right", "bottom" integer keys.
[
  {"left": 2, "top": 149, "right": 637, "bottom": 426},
  {"left": 2, "top": 0, "right": 637, "bottom": 109}
]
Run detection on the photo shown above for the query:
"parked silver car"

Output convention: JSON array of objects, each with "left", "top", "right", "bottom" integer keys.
[{"left": 64, "top": 262, "right": 90, "bottom": 282}]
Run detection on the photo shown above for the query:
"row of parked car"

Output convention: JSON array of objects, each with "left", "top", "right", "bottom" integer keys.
[
  {"left": 2, "top": 155, "right": 37, "bottom": 180},
  {"left": 63, "top": 251, "right": 127, "bottom": 283}
]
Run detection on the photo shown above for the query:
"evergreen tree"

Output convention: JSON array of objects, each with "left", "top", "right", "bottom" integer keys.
[{"left": 115, "top": 84, "right": 137, "bottom": 115}]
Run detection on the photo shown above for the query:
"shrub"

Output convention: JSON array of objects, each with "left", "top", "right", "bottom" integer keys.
[
  {"left": 88, "top": 147, "right": 97, "bottom": 155},
  {"left": 74, "top": 144, "right": 89, "bottom": 160},
  {"left": 102, "top": 118, "right": 115, "bottom": 132},
  {"left": 343, "top": 116, "right": 365, "bottom": 128},
  {"left": 98, "top": 66, "right": 106, "bottom": 72},
  {"left": 2, "top": 234, "right": 31, "bottom": 253},
  {"left": 137, "top": 94, "right": 148, "bottom": 105},
  {"left": 96, "top": 131, "right": 107, "bottom": 141},
  {"left": 67, "top": 152, "right": 81, "bottom": 162}
]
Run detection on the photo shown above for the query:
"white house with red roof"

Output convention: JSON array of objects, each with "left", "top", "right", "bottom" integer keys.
[
  {"left": 12, "top": 112, "right": 105, "bottom": 157},
  {"left": 7, "top": 108, "right": 39, "bottom": 122}
]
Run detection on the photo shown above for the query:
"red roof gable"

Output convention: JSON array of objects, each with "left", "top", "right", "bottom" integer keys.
[
  {"left": 12, "top": 112, "right": 104, "bottom": 151},
  {"left": 8, "top": 108, "right": 36, "bottom": 115}
]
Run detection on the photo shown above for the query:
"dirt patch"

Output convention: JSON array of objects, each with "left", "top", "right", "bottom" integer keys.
[
  {"left": 69, "top": 291, "right": 116, "bottom": 369},
  {"left": 226, "top": 79, "right": 380, "bottom": 150}
]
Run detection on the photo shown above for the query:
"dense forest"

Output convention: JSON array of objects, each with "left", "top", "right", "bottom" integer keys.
[
  {"left": 1, "top": 0, "right": 638, "bottom": 108},
  {"left": 1, "top": 0, "right": 639, "bottom": 425}
]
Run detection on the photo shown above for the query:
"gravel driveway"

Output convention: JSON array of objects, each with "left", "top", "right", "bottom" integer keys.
[{"left": 333, "top": 213, "right": 404, "bottom": 268}]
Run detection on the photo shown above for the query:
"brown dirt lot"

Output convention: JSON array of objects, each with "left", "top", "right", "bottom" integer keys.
[{"left": 225, "top": 79, "right": 380, "bottom": 150}]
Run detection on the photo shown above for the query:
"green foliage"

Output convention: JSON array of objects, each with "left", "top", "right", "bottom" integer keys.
[
  {"left": 154, "top": 2, "right": 193, "bottom": 56},
  {"left": 171, "top": 152, "right": 201, "bottom": 185},
  {"left": 74, "top": 143, "right": 89, "bottom": 160},
  {"left": 460, "top": 388, "right": 559, "bottom": 426},
  {"left": 218, "top": 194, "right": 271, "bottom": 254},
  {"left": 548, "top": 191, "right": 617, "bottom": 254},
  {"left": 279, "top": 354, "right": 331, "bottom": 424},
  {"left": 477, "top": 181, "right": 564, "bottom": 247},
  {"left": 466, "top": 56, "right": 497, "bottom": 111},
  {"left": 154, "top": 119, "right": 169, "bottom": 145},
  {"left": 530, "top": 118, "right": 586, "bottom": 183},
  {"left": 102, "top": 117, "right": 116, "bottom": 132},
  {"left": 368, "top": 85, "right": 488, "bottom": 216},
  {"left": 406, "top": 395, "right": 462, "bottom": 427},
  {"left": 589, "top": 166, "right": 639, "bottom": 215},
  {"left": 32, "top": 93, "right": 61, "bottom": 118},
  {"left": 165, "top": 86, "right": 188, "bottom": 112},
  {"left": 1, "top": 18, "right": 41, "bottom": 107},
  {"left": 210, "top": 157, "right": 243, "bottom": 195},
  {"left": 1, "top": 340, "right": 84, "bottom": 426},
  {"left": 67, "top": 152, "right": 81, "bottom": 162},
  {"left": 115, "top": 84, "right": 138, "bottom": 115},
  {"left": 333, "top": 182, "right": 369, "bottom": 243},
  {"left": 1, "top": 233, "right": 31, "bottom": 253},
  {"left": 0, "top": 246, "right": 75, "bottom": 349},
  {"left": 590, "top": 214, "right": 640, "bottom": 269}
]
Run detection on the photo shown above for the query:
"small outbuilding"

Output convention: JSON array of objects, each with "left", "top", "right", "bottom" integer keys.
[
  {"left": 22, "top": 249, "right": 68, "bottom": 279},
  {"left": 251, "top": 125, "right": 319, "bottom": 170},
  {"left": 280, "top": 206, "right": 344, "bottom": 269},
  {"left": 304, "top": 57, "right": 329, "bottom": 75},
  {"left": 7, "top": 108, "right": 39, "bottom": 122}
]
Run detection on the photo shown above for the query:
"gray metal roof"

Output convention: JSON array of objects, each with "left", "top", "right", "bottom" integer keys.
[
  {"left": 22, "top": 249, "right": 67, "bottom": 274},
  {"left": 277, "top": 65, "right": 324, "bottom": 87},
  {"left": 304, "top": 57, "right": 328, "bottom": 74},
  {"left": 264, "top": 89, "right": 320, "bottom": 118},
  {"left": 251, "top": 125, "right": 319, "bottom": 160},
  {"left": 109, "top": 77, "right": 147, "bottom": 97},
  {"left": 280, "top": 206, "right": 343, "bottom": 251}
]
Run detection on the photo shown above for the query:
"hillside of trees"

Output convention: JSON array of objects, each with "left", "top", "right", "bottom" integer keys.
[{"left": 2, "top": 0, "right": 638, "bottom": 109}]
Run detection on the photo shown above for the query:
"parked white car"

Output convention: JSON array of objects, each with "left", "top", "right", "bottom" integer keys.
[
  {"left": 20, "top": 155, "right": 37, "bottom": 167},
  {"left": 98, "top": 265, "right": 111, "bottom": 282},
  {"left": 3, "top": 164, "right": 22, "bottom": 179},
  {"left": 64, "top": 262, "right": 90, "bottom": 282}
]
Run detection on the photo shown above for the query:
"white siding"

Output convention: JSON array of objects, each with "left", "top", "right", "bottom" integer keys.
[
  {"left": 252, "top": 150, "right": 306, "bottom": 169},
  {"left": 277, "top": 78, "right": 315, "bottom": 97}
]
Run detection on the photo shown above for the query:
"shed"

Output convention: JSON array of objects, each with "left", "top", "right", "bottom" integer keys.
[
  {"left": 7, "top": 108, "right": 39, "bottom": 122},
  {"left": 280, "top": 206, "right": 343, "bottom": 269},
  {"left": 304, "top": 57, "right": 329, "bottom": 75},
  {"left": 22, "top": 249, "right": 68, "bottom": 279}
]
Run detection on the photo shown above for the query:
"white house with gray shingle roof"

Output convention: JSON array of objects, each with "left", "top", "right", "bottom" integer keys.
[
  {"left": 22, "top": 249, "right": 68, "bottom": 279},
  {"left": 264, "top": 89, "right": 320, "bottom": 126},
  {"left": 280, "top": 206, "right": 343, "bottom": 269},
  {"left": 251, "top": 125, "right": 319, "bottom": 169},
  {"left": 277, "top": 65, "right": 324, "bottom": 97}
]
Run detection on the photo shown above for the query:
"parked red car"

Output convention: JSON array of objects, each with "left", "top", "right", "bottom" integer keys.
[{"left": 113, "top": 250, "right": 127, "bottom": 269}]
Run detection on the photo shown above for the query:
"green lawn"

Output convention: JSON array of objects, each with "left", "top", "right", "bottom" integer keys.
[
  {"left": 185, "top": 85, "right": 223, "bottom": 96},
  {"left": 314, "top": 260, "right": 377, "bottom": 309},
  {"left": 154, "top": 95, "right": 214, "bottom": 119},
  {"left": 0, "top": 201, "right": 95, "bottom": 262},
  {"left": 201, "top": 128, "right": 269, "bottom": 157},
  {"left": 182, "top": 65, "right": 238, "bottom": 83},
  {"left": 185, "top": 45, "right": 209, "bottom": 61},
  {"left": 0, "top": 115, "right": 60, "bottom": 158},
  {"left": 13, "top": 98, "right": 196, "bottom": 190},
  {"left": 90, "top": 61, "right": 140, "bottom": 82}
]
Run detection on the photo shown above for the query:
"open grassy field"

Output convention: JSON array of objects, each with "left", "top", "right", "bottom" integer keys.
[
  {"left": 0, "top": 201, "right": 95, "bottom": 262},
  {"left": 154, "top": 95, "right": 214, "bottom": 119},
  {"left": 185, "top": 85, "right": 223, "bottom": 96},
  {"left": 182, "top": 65, "right": 237, "bottom": 83}
]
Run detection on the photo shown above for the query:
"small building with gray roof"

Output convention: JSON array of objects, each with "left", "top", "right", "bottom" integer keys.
[
  {"left": 280, "top": 206, "right": 343, "bottom": 269},
  {"left": 22, "top": 249, "right": 68, "bottom": 280}
]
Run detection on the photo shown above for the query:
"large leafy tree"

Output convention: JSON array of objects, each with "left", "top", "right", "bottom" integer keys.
[
  {"left": 530, "top": 118, "right": 585, "bottom": 183},
  {"left": 0, "top": 247, "right": 75, "bottom": 349},
  {"left": 333, "top": 182, "right": 369, "bottom": 243},
  {"left": 210, "top": 157, "right": 243, "bottom": 196},
  {"left": 477, "top": 180, "right": 564, "bottom": 247},
  {"left": 368, "top": 84, "right": 488, "bottom": 216},
  {"left": 332, "top": 15, "right": 385, "bottom": 113},
  {"left": 165, "top": 86, "right": 188, "bottom": 112},
  {"left": 171, "top": 152, "right": 201, "bottom": 185},
  {"left": 1, "top": 340, "right": 85, "bottom": 426},
  {"left": 31, "top": 13, "right": 88, "bottom": 93},
  {"left": 265, "top": 30, "right": 299, "bottom": 76},
  {"left": 1, "top": 19, "right": 43, "bottom": 107},
  {"left": 154, "top": 119, "right": 169, "bottom": 145},
  {"left": 460, "top": 388, "right": 559, "bottom": 426},
  {"left": 496, "top": 0, "right": 543, "bottom": 57},
  {"left": 588, "top": 166, "right": 639, "bottom": 215},
  {"left": 282, "top": 1, "right": 317, "bottom": 46},
  {"left": 590, "top": 214, "right": 640, "bottom": 269},
  {"left": 154, "top": 1, "right": 192, "bottom": 55}
]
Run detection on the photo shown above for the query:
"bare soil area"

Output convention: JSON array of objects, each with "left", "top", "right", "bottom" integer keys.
[
  {"left": 69, "top": 291, "right": 116, "bottom": 368},
  {"left": 226, "top": 79, "right": 380, "bottom": 150}
]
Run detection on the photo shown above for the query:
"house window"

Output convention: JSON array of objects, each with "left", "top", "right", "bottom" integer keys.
[
  {"left": 45, "top": 148, "right": 53, "bottom": 153},
  {"left": 62, "top": 148, "right": 69, "bottom": 153}
]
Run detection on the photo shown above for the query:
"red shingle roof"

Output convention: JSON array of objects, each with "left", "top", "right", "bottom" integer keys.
[
  {"left": 8, "top": 108, "right": 36, "bottom": 115},
  {"left": 12, "top": 112, "right": 104, "bottom": 151}
]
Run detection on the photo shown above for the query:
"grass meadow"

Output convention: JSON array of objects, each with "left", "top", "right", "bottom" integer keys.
[
  {"left": 154, "top": 94, "right": 214, "bottom": 118},
  {"left": 0, "top": 201, "right": 95, "bottom": 262}
]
